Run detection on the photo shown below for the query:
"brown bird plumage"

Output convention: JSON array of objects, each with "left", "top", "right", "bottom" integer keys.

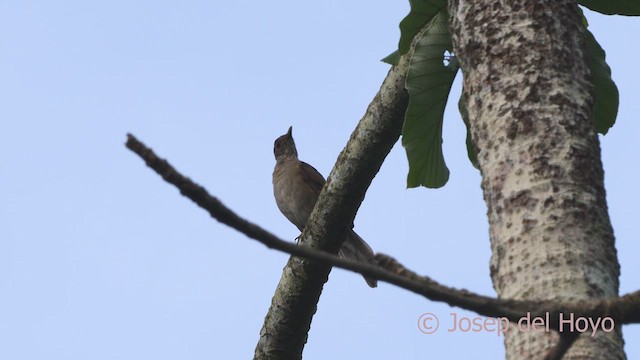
[{"left": 272, "top": 126, "right": 377, "bottom": 288}]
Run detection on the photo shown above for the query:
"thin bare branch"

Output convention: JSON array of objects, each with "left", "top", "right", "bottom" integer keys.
[{"left": 125, "top": 133, "right": 640, "bottom": 333}]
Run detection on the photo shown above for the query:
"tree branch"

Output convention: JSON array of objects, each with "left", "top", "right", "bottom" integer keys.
[
  {"left": 543, "top": 333, "right": 579, "bottom": 360},
  {"left": 126, "top": 133, "right": 640, "bottom": 334},
  {"left": 251, "top": 24, "right": 436, "bottom": 360}
]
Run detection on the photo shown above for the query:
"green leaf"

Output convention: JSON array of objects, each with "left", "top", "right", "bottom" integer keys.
[
  {"left": 381, "top": 50, "right": 400, "bottom": 65},
  {"left": 585, "top": 29, "right": 619, "bottom": 134},
  {"left": 382, "top": 0, "right": 446, "bottom": 66},
  {"left": 398, "top": 0, "right": 448, "bottom": 55},
  {"left": 458, "top": 92, "right": 479, "bottom": 169},
  {"left": 403, "top": 10, "right": 458, "bottom": 188},
  {"left": 579, "top": 0, "right": 640, "bottom": 15}
]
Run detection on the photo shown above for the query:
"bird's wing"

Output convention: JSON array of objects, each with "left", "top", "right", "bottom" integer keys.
[
  {"left": 298, "top": 161, "right": 325, "bottom": 195},
  {"left": 298, "top": 160, "right": 357, "bottom": 229}
]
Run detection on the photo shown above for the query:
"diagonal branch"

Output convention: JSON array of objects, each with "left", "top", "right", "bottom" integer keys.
[
  {"left": 251, "top": 23, "right": 435, "bottom": 360},
  {"left": 126, "top": 133, "right": 640, "bottom": 334},
  {"left": 543, "top": 333, "right": 579, "bottom": 360},
  {"left": 125, "top": 134, "right": 522, "bottom": 318}
]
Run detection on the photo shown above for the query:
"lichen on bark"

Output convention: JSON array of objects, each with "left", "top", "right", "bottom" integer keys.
[{"left": 448, "top": 0, "right": 623, "bottom": 358}]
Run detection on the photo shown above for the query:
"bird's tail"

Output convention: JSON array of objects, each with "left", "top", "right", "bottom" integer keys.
[{"left": 339, "top": 231, "right": 378, "bottom": 288}]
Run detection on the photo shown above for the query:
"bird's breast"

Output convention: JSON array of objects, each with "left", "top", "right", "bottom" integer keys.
[{"left": 273, "top": 160, "right": 312, "bottom": 230}]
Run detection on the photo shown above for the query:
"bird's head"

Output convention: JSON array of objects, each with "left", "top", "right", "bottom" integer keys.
[{"left": 274, "top": 126, "right": 298, "bottom": 160}]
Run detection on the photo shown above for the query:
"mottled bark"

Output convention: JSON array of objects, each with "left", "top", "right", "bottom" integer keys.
[
  {"left": 448, "top": 0, "right": 623, "bottom": 358},
  {"left": 253, "top": 24, "right": 434, "bottom": 360}
]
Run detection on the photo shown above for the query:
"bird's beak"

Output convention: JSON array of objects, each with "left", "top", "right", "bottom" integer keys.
[{"left": 287, "top": 126, "right": 293, "bottom": 138}]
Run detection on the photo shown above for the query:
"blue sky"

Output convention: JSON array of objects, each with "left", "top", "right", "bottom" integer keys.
[{"left": 1, "top": 1, "right": 638, "bottom": 359}]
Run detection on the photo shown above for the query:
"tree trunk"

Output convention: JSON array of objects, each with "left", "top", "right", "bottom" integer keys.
[{"left": 448, "top": 0, "right": 624, "bottom": 358}]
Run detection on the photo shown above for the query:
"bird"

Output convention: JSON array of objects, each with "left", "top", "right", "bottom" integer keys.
[{"left": 272, "top": 126, "right": 377, "bottom": 288}]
